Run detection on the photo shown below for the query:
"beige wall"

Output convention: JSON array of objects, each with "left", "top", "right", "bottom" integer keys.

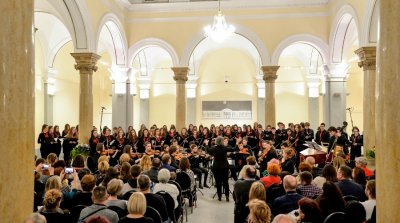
[{"left": 35, "top": 38, "right": 45, "bottom": 147}]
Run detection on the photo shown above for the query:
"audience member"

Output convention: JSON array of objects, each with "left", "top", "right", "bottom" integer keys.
[
  {"left": 316, "top": 181, "right": 345, "bottom": 219},
  {"left": 297, "top": 198, "right": 322, "bottom": 223},
  {"left": 74, "top": 174, "right": 96, "bottom": 206},
  {"left": 79, "top": 186, "right": 119, "bottom": 223},
  {"left": 101, "top": 167, "right": 120, "bottom": 188},
  {"left": 272, "top": 175, "right": 303, "bottom": 216},
  {"left": 119, "top": 162, "right": 132, "bottom": 184},
  {"left": 238, "top": 156, "right": 260, "bottom": 179},
  {"left": 260, "top": 163, "right": 281, "bottom": 189},
  {"left": 24, "top": 213, "right": 47, "bottom": 223},
  {"left": 233, "top": 166, "right": 257, "bottom": 223},
  {"left": 296, "top": 162, "right": 313, "bottom": 184},
  {"left": 160, "top": 154, "right": 177, "bottom": 172},
  {"left": 352, "top": 166, "right": 367, "bottom": 189},
  {"left": 361, "top": 180, "right": 376, "bottom": 221},
  {"left": 153, "top": 169, "right": 179, "bottom": 208},
  {"left": 297, "top": 171, "right": 322, "bottom": 199},
  {"left": 121, "top": 165, "right": 141, "bottom": 195},
  {"left": 138, "top": 175, "right": 169, "bottom": 222},
  {"left": 248, "top": 199, "right": 271, "bottom": 223},
  {"left": 96, "top": 161, "right": 110, "bottom": 186},
  {"left": 249, "top": 181, "right": 266, "bottom": 202},
  {"left": 344, "top": 200, "right": 366, "bottom": 223},
  {"left": 142, "top": 158, "right": 161, "bottom": 183},
  {"left": 313, "top": 164, "right": 338, "bottom": 188},
  {"left": 271, "top": 214, "right": 296, "bottom": 223},
  {"left": 336, "top": 165, "right": 367, "bottom": 201},
  {"left": 305, "top": 156, "right": 322, "bottom": 178},
  {"left": 139, "top": 155, "right": 152, "bottom": 172},
  {"left": 118, "top": 192, "right": 154, "bottom": 223},
  {"left": 355, "top": 157, "right": 373, "bottom": 177},
  {"left": 39, "top": 189, "right": 64, "bottom": 215},
  {"left": 106, "top": 179, "right": 127, "bottom": 210}
]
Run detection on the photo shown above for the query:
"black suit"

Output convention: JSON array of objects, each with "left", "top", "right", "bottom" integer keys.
[
  {"left": 208, "top": 145, "right": 234, "bottom": 199},
  {"left": 336, "top": 179, "right": 367, "bottom": 202},
  {"left": 233, "top": 179, "right": 256, "bottom": 223}
]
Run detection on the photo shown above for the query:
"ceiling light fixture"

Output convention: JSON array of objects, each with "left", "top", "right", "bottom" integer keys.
[{"left": 203, "top": 0, "right": 235, "bottom": 43}]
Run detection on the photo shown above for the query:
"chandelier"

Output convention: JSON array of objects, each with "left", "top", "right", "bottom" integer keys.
[{"left": 203, "top": 0, "right": 235, "bottom": 43}]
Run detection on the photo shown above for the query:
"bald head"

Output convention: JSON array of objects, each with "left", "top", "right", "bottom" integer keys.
[
  {"left": 305, "top": 156, "right": 315, "bottom": 166},
  {"left": 272, "top": 214, "right": 296, "bottom": 223},
  {"left": 283, "top": 175, "right": 297, "bottom": 191}
]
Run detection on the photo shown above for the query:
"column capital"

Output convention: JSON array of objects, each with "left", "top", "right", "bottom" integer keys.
[
  {"left": 172, "top": 67, "right": 190, "bottom": 82},
  {"left": 71, "top": 53, "right": 101, "bottom": 73},
  {"left": 325, "top": 63, "right": 349, "bottom": 79},
  {"left": 354, "top": 46, "right": 377, "bottom": 71},
  {"left": 261, "top": 66, "right": 279, "bottom": 82}
]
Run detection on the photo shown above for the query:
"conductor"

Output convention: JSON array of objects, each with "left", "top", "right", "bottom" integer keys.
[{"left": 208, "top": 136, "right": 235, "bottom": 201}]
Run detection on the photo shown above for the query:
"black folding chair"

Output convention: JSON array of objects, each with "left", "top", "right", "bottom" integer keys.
[
  {"left": 108, "top": 205, "right": 128, "bottom": 219},
  {"left": 323, "top": 212, "right": 345, "bottom": 223},
  {"left": 169, "top": 180, "right": 185, "bottom": 223},
  {"left": 70, "top": 204, "right": 87, "bottom": 223},
  {"left": 343, "top": 195, "right": 359, "bottom": 203},
  {"left": 176, "top": 171, "right": 195, "bottom": 214},
  {"left": 121, "top": 189, "right": 137, "bottom": 201},
  {"left": 156, "top": 190, "right": 177, "bottom": 223},
  {"left": 145, "top": 206, "right": 162, "bottom": 223}
]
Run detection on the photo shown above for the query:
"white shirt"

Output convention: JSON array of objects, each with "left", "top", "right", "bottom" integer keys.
[
  {"left": 153, "top": 182, "right": 180, "bottom": 208},
  {"left": 361, "top": 199, "right": 376, "bottom": 220}
]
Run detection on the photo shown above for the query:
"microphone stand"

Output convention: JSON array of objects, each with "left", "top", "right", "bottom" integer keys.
[
  {"left": 347, "top": 108, "right": 354, "bottom": 129},
  {"left": 100, "top": 107, "right": 105, "bottom": 134}
]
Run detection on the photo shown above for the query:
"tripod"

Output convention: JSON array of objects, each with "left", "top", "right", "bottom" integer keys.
[{"left": 99, "top": 106, "right": 106, "bottom": 133}]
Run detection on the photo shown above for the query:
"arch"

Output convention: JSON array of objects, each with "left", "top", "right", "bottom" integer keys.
[
  {"left": 180, "top": 24, "right": 270, "bottom": 67},
  {"left": 360, "top": 0, "right": 378, "bottom": 46},
  {"left": 329, "top": 4, "right": 360, "bottom": 63},
  {"left": 128, "top": 38, "right": 180, "bottom": 67},
  {"left": 271, "top": 34, "right": 329, "bottom": 65},
  {"left": 96, "top": 13, "right": 128, "bottom": 66}
]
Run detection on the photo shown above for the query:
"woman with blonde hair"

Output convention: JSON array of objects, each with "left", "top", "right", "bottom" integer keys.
[
  {"left": 249, "top": 181, "right": 266, "bottom": 202},
  {"left": 39, "top": 189, "right": 67, "bottom": 223},
  {"left": 247, "top": 199, "right": 271, "bottom": 223},
  {"left": 118, "top": 192, "right": 154, "bottom": 223},
  {"left": 106, "top": 179, "right": 127, "bottom": 211},
  {"left": 139, "top": 155, "right": 152, "bottom": 172}
]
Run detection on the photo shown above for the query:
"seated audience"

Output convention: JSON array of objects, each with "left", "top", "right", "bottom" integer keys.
[
  {"left": 39, "top": 189, "right": 66, "bottom": 223},
  {"left": 96, "top": 161, "right": 110, "bottom": 186},
  {"left": 238, "top": 156, "right": 260, "bottom": 180},
  {"left": 74, "top": 174, "right": 96, "bottom": 207},
  {"left": 142, "top": 158, "right": 161, "bottom": 183},
  {"left": 233, "top": 166, "right": 257, "bottom": 223},
  {"left": 139, "top": 155, "right": 152, "bottom": 172},
  {"left": 352, "top": 166, "right": 367, "bottom": 189},
  {"left": 138, "top": 175, "right": 169, "bottom": 222},
  {"left": 273, "top": 175, "right": 303, "bottom": 216},
  {"left": 106, "top": 179, "right": 128, "bottom": 210},
  {"left": 271, "top": 214, "right": 296, "bottom": 223},
  {"left": 361, "top": 180, "right": 376, "bottom": 221},
  {"left": 336, "top": 165, "right": 367, "bottom": 201},
  {"left": 176, "top": 156, "right": 196, "bottom": 192},
  {"left": 266, "top": 171, "right": 290, "bottom": 206},
  {"left": 119, "top": 162, "right": 132, "bottom": 184},
  {"left": 247, "top": 199, "right": 271, "bottom": 223},
  {"left": 153, "top": 169, "right": 179, "bottom": 208},
  {"left": 296, "top": 162, "right": 313, "bottom": 184},
  {"left": 24, "top": 213, "right": 47, "bottom": 223},
  {"left": 118, "top": 192, "right": 154, "bottom": 223},
  {"left": 260, "top": 163, "right": 281, "bottom": 189},
  {"left": 297, "top": 198, "right": 322, "bottom": 223},
  {"left": 72, "top": 155, "right": 85, "bottom": 172},
  {"left": 121, "top": 165, "right": 141, "bottom": 195},
  {"left": 160, "top": 154, "right": 176, "bottom": 172},
  {"left": 101, "top": 167, "right": 120, "bottom": 188},
  {"left": 296, "top": 171, "right": 322, "bottom": 199},
  {"left": 344, "top": 201, "right": 366, "bottom": 223},
  {"left": 79, "top": 186, "right": 119, "bottom": 223},
  {"left": 249, "top": 181, "right": 266, "bottom": 202},
  {"left": 316, "top": 182, "right": 345, "bottom": 219},
  {"left": 355, "top": 157, "right": 373, "bottom": 178},
  {"left": 313, "top": 164, "right": 338, "bottom": 188},
  {"left": 305, "top": 156, "right": 322, "bottom": 178}
]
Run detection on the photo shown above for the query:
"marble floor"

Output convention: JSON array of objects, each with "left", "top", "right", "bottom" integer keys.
[{"left": 185, "top": 179, "right": 236, "bottom": 223}]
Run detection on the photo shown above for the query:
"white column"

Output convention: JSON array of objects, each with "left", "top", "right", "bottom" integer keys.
[
  {"left": 323, "top": 64, "right": 348, "bottom": 127},
  {"left": 307, "top": 76, "right": 321, "bottom": 129},
  {"left": 186, "top": 76, "right": 198, "bottom": 126},
  {"left": 110, "top": 67, "right": 130, "bottom": 129},
  {"left": 172, "top": 67, "right": 189, "bottom": 131},
  {"left": 44, "top": 68, "right": 57, "bottom": 125},
  {"left": 256, "top": 76, "right": 265, "bottom": 125},
  {"left": 139, "top": 78, "right": 150, "bottom": 127}
]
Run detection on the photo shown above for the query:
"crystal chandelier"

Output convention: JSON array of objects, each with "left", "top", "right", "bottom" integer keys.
[{"left": 204, "top": 0, "right": 235, "bottom": 43}]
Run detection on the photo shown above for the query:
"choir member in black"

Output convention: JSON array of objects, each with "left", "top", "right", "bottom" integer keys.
[
  {"left": 201, "top": 127, "right": 211, "bottom": 148},
  {"left": 315, "top": 123, "right": 330, "bottom": 145},
  {"left": 138, "top": 124, "right": 147, "bottom": 138},
  {"left": 61, "top": 123, "right": 70, "bottom": 138},
  {"left": 257, "top": 141, "right": 278, "bottom": 174},
  {"left": 241, "top": 137, "right": 253, "bottom": 155},
  {"left": 224, "top": 126, "right": 236, "bottom": 148},
  {"left": 53, "top": 125, "right": 62, "bottom": 157},
  {"left": 165, "top": 127, "right": 178, "bottom": 146},
  {"left": 100, "top": 127, "right": 115, "bottom": 150},
  {"left": 126, "top": 126, "right": 133, "bottom": 138},
  {"left": 293, "top": 124, "right": 306, "bottom": 169},
  {"left": 276, "top": 122, "right": 288, "bottom": 147},
  {"left": 111, "top": 129, "right": 128, "bottom": 164},
  {"left": 270, "top": 127, "right": 279, "bottom": 147},
  {"left": 127, "top": 129, "right": 141, "bottom": 153},
  {"left": 285, "top": 128, "right": 296, "bottom": 145},
  {"left": 139, "top": 128, "right": 151, "bottom": 152},
  {"left": 63, "top": 127, "right": 78, "bottom": 165},
  {"left": 264, "top": 125, "right": 273, "bottom": 141},
  {"left": 303, "top": 122, "right": 314, "bottom": 142},
  {"left": 208, "top": 136, "right": 235, "bottom": 201},
  {"left": 38, "top": 124, "right": 50, "bottom": 159},
  {"left": 188, "top": 130, "right": 202, "bottom": 146},
  {"left": 189, "top": 144, "right": 210, "bottom": 189},
  {"left": 150, "top": 128, "right": 164, "bottom": 151},
  {"left": 188, "top": 124, "right": 194, "bottom": 136},
  {"left": 244, "top": 125, "right": 256, "bottom": 148},
  {"left": 349, "top": 126, "right": 363, "bottom": 161},
  {"left": 336, "top": 127, "right": 350, "bottom": 154},
  {"left": 178, "top": 128, "right": 190, "bottom": 149},
  {"left": 234, "top": 140, "right": 250, "bottom": 170},
  {"left": 47, "top": 126, "right": 58, "bottom": 155},
  {"left": 89, "top": 129, "right": 100, "bottom": 157}
]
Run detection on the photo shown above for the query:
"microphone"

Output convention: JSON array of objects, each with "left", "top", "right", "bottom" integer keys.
[{"left": 101, "top": 106, "right": 106, "bottom": 110}]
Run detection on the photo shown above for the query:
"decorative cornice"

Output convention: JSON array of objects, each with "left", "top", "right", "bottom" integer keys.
[
  {"left": 71, "top": 53, "right": 101, "bottom": 73},
  {"left": 172, "top": 67, "right": 190, "bottom": 82},
  {"left": 261, "top": 66, "right": 280, "bottom": 83},
  {"left": 354, "top": 47, "right": 377, "bottom": 71}
]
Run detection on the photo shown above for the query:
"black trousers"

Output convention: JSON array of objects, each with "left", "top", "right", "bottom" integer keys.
[
  {"left": 192, "top": 167, "right": 208, "bottom": 186},
  {"left": 212, "top": 168, "right": 229, "bottom": 198}
]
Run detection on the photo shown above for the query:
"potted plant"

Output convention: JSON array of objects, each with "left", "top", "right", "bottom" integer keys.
[
  {"left": 366, "top": 146, "right": 376, "bottom": 166},
  {"left": 70, "top": 144, "right": 91, "bottom": 160}
]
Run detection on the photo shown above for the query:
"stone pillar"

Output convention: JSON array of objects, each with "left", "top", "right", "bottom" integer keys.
[
  {"left": 261, "top": 66, "right": 279, "bottom": 127},
  {"left": 110, "top": 67, "right": 130, "bottom": 129},
  {"left": 376, "top": 0, "right": 400, "bottom": 221},
  {"left": 187, "top": 98, "right": 196, "bottom": 125},
  {"left": 323, "top": 64, "right": 348, "bottom": 127},
  {"left": 71, "top": 53, "right": 101, "bottom": 144},
  {"left": 126, "top": 80, "right": 135, "bottom": 128},
  {"left": 0, "top": 1, "right": 34, "bottom": 222},
  {"left": 172, "top": 67, "right": 189, "bottom": 131},
  {"left": 44, "top": 68, "right": 57, "bottom": 125},
  {"left": 307, "top": 76, "right": 321, "bottom": 129},
  {"left": 355, "top": 47, "right": 376, "bottom": 154}
]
